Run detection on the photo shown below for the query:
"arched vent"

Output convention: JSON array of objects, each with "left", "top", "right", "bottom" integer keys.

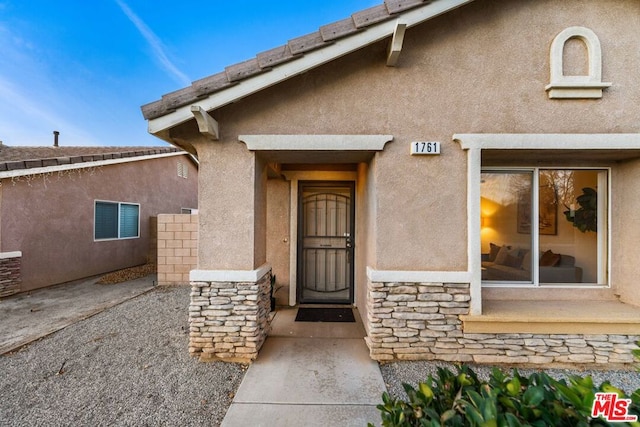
[{"left": 545, "top": 26, "right": 611, "bottom": 99}]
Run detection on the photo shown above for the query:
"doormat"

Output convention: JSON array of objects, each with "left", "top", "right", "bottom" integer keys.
[{"left": 295, "top": 307, "right": 355, "bottom": 323}]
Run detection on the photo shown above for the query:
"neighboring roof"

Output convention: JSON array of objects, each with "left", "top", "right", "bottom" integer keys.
[
  {"left": 142, "top": 0, "right": 473, "bottom": 138},
  {"left": 0, "top": 145, "right": 186, "bottom": 174}
]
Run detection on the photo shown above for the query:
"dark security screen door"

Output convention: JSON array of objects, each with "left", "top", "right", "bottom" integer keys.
[{"left": 298, "top": 182, "right": 354, "bottom": 304}]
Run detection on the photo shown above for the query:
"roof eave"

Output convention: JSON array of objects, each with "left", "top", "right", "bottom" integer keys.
[
  {"left": 0, "top": 150, "right": 190, "bottom": 179},
  {"left": 147, "top": 0, "right": 474, "bottom": 137}
]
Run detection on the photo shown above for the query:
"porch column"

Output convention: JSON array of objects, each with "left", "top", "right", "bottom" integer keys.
[{"left": 188, "top": 143, "right": 270, "bottom": 362}]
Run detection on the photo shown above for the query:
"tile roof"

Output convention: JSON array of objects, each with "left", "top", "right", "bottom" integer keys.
[
  {"left": 0, "top": 145, "right": 182, "bottom": 173},
  {"left": 141, "top": 0, "right": 432, "bottom": 121}
]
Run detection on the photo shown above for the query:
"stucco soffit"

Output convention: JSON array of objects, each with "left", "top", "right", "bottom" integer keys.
[
  {"left": 147, "top": 0, "right": 474, "bottom": 136},
  {"left": 239, "top": 135, "right": 393, "bottom": 151},
  {"left": 453, "top": 134, "right": 640, "bottom": 150}
]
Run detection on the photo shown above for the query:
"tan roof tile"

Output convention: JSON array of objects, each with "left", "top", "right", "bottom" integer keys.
[
  {"left": 192, "top": 71, "right": 237, "bottom": 96},
  {"left": 288, "top": 31, "right": 327, "bottom": 55},
  {"left": 320, "top": 17, "right": 360, "bottom": 42},
  {"left": 141, "top": 0, "right": 434, "bottom": 121},
  {"left": 352, "top": 4, "right": 392, "bottom": 28},
  {"left": 256, "top": 45, "right": 297, "bottom": 69},
  {"left": 225, "top": 58, "right": 266, "bottom": 83},
  {"left": 0, "top": 146, "right": 182, "bottom": 173},
  {"left": 385, "top": 0, "right": 431, "bottom": 14}
]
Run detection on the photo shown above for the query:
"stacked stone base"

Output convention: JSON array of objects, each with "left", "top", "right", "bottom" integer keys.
[
  {"left": 189, "top": 271, "right": 271, "bottom": 362},
  {"left": 367, "top": 280, "right": 639, "bottom": 367},
  {"left": 0, "top": 252, "right": 22, "bottom": 297}
]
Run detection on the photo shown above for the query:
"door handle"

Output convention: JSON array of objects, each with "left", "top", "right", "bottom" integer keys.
[{"left": 345, "top": 235, "right": 353, "bottom": 248}]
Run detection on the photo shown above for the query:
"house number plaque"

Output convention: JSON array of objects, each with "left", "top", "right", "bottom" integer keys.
[{"left": 411, "top": 141, "right": 441, "bottom": 155}]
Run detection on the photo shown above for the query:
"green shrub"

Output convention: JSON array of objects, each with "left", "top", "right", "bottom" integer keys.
[{"left": 371, "top": 365, "right": 640, "bottom": 427}]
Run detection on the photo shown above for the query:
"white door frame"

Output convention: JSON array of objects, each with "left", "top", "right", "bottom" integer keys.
[{"left": 282, "top": 171, "right": 357, "bottom": 306}]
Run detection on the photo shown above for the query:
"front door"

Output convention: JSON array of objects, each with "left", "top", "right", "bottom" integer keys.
[{"left": 298, "top": 182, "right": 354, "bottom": 304}]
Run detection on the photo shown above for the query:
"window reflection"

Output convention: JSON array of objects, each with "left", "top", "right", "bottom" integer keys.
[{"left": 481, "top": 169, "right": 607, "bottom": 285}]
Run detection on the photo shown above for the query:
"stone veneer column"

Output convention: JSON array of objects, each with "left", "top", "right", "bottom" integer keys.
[
  {"left": 366, "top": 280, "right": 471, "bottom": 362},
  {"left": 366, "top": 280, "right": 639, "bottom": 366},
  {"left": 188, "top": 267, "right": 271, "bottom": 362}
]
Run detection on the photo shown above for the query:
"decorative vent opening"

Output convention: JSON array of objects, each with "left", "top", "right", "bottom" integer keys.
[
  {"left": 545, "top": 26, "right": 611, "bottom": 99},
  {"left": 177, "top": 161, "right": 188, "bottom": 179}
]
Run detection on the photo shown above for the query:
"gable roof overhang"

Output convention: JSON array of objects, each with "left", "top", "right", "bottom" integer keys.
[
  {"left": 0, "top": 147, "right": 197, "bottom": 180},
  {"left": 143, "top": 0, "right": 474, "bottom": 148}
]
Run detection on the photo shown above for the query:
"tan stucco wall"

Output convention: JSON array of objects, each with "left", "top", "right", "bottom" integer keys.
[
  {"left": 192, "top": 139, "right": 267, "bottom": 270},
  {"left": 182, "top": 0, "right": 639, "bottom": 298},
  {"left": 266, "top": 178, "right": 290, "bottom": 304},
  {"left": 355, "top": 162, "right": 374, "bottom": 324},
  {"left": 612, "top": 159, "right": 640, "bottom": 306},
  {"left": 1, "top": 155, "right": 198, "bottom": 291}
]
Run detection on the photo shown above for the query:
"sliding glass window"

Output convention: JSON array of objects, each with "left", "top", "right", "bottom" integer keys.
[{"left": 480, "top": 169, "right": 608, "bottom": 286}]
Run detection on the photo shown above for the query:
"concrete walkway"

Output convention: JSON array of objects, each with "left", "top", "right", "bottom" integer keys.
[
  {"left": 0, "top": 274, "right": 155, "bottom": 354},
  {"left": 222, "top": 307, "right": 386, "bottom": 427}
]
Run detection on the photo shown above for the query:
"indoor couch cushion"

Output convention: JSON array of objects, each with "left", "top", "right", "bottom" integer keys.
[
  {"left": 494, "top": 245, "right": 519, "bottom": 266},
  {"left": 539, "top": 250, "right": 561, "bottom": 267},
  {"left": 481, "top": 262, "right": 530, "bottom": 281},
  {"left": 488, "top": 243, "right": 502, "bottom": 262},
  {"left": 557, "top": 255, "right": 576, "bottom": 267},
  {"left": 504, "top": 251, "right": 523, "bottom": 268},
  {"left": 521, "top": 250, "right": 532, "bottom": 271}
]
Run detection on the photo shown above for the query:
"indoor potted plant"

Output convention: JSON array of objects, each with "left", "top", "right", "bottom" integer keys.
[{"left": 563, "top": 187, "right": 597, "bottom": 233}]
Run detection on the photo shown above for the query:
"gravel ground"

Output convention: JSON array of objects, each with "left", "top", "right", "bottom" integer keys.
[
  {"left": 2, "top": 284, "right": 637, "bottom": 426},
  {"left": 0, "top": 286, "right": 245, "bottom": 427},
  {"left": 381, "top": 360, "right": 640, "bottom": 400}
]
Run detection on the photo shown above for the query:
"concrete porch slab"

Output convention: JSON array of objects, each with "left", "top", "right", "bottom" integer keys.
[
  {"left": 233, "top": 337, "right": 384, "bottom": 404},
  {"left": 268, "top": 306, "right": 367, "bottom": 338},
  {"left": 222, "top": 308, "right": 387, "bottom": 426},
  {"left": 222, "top": 403, "right": 381, "bottom": 427}
]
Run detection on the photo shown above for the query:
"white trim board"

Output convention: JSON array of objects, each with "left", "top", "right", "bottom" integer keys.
[
  {"left": 283, "top": 171, "right": 358, "bottom": 306},
  {"left": 367, "top": 267, "right": 471, "bottom": 283},
  {"left": 239, "top": 135, "right": 393, "bottom": 151},
  {"left": 147, "top": 0, "right": 475, "bottom": 135},
  {"left": 454, "top": 133, "right": 640, "bottom": 150},
  {"left": 0, "top": 251, "right": 22, "bottom": 259},
  {"left": 190, "top": 263, "right": 272, "bottom": 283},
  {"left": 453, "top": 133, "right": 635, "bottom": 316}
]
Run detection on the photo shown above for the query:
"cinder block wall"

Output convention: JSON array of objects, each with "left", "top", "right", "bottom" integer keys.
[
  {"left": 0, "top": 252, "right": 22, "bottom": 297},
  {"left": 157, "top": 214, "right": 198, "bottom": 285}
]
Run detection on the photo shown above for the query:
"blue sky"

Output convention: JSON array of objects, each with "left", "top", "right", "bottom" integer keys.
[{"left": 0, "top": 0, "right": 378, "bottom": 147}]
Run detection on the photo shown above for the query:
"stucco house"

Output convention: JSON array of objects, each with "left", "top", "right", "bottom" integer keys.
[
  {"left": 0, "top": 144, "right": 198, "bottom": 296},
  {"left": 142, "top": 0, "right": 640, "bottom": 366}
]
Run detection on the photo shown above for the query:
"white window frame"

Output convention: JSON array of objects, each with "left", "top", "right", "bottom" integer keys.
[
  {"left": 481, "top": 167, "right": 610, "bottom": 288},
  {"left": 94, "top": 200, "right": 141, "bottom": 241},
  {"left": 454, "top": 133, "right": 639, "bottom": 315}
]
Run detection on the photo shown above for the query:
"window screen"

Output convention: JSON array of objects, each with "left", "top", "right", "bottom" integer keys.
[
  {"left": 95, "top": 202, "right": 119, "bottom": 239},
  {"left": 119, "top": 203, "right": 139, "bottom": 238},
  {"left": 95, "top": 201, "right": 140, "bottom": 240}
]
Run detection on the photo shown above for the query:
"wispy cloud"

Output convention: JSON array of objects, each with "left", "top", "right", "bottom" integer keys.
[
  {"left": 0, "top": 76, "right": 102, "bottom": 146},
  {"left": 115, "top": 0, "right": 191, "bottom": 87}
]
